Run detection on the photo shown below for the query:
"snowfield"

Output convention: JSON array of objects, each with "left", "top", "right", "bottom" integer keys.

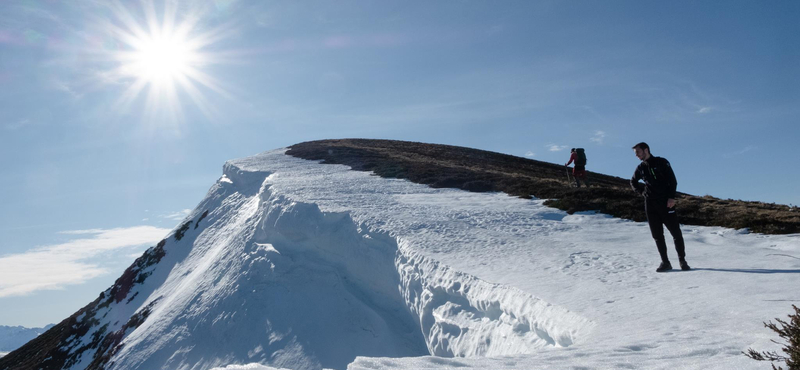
[
  {"left": 215, "top": 150, "right": 799, "bottom": 370},
  {"left": 48, "top": 149, "right": 799, "bottom": 370}
]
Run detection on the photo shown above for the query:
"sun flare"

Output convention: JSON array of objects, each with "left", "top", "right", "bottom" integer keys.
[{"left": 102, "top": 1, "right": 231, "bottom": 122}]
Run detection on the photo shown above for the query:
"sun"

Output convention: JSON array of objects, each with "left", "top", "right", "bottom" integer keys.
[
  {"left": 131, "top": 34, "right": 194, "bottom": 87},
  {"left": 102, "top": 1, "right": 231, "bottom": 122}
]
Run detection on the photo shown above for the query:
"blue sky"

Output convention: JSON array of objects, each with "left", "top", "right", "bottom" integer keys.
[{"left": 0, "top": 0, "right": 798, "bottom": 327}]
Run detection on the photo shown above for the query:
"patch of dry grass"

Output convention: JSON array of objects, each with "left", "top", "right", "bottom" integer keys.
[{"left": 287, "top": 139, "right": 799, "bottom": 235}]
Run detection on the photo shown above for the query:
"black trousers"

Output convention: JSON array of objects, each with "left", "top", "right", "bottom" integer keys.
[{"left": 645, "top": 198, "right": 686, "bottom": 263}]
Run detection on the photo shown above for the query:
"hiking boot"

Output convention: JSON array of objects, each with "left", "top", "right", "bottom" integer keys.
[
  {"left": 679, "top": 259, "right": 691, "bottom": 271},
  {"left": 656, "top": 261, "right": 673, "bottom": 272}
]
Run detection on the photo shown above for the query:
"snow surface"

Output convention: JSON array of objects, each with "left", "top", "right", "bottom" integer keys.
[{"left": 68, "top": 149, "right": 798, "bottom": 370}]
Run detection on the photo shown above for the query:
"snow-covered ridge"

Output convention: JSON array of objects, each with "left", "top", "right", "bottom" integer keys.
[
  {"left": 6, "top": 148, "right": 796, "bottom": 370},
  {"left": 34, "top": 150, "right": 589, "bottom": 370},
  {"left": 226, "top": 152, "right": 592, "bottom": 355}
]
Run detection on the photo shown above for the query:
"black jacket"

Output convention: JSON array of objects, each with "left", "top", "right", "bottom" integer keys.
[{"left": 630, "top": 156, "right": 678, "bottom": 200}]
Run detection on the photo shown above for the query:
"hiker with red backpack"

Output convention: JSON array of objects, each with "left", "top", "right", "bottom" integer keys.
[{"left": 566, "top": 148, "right": 590, "bottom": 187}]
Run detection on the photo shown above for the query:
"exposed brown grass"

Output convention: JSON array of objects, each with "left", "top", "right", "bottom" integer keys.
[{"left": 287, "top": 139, "right": 800, "bottom": 235}]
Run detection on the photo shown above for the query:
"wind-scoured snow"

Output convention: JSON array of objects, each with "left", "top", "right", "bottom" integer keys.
[{"left": 45, "top": 148, "right": 798, "bottom": 370}]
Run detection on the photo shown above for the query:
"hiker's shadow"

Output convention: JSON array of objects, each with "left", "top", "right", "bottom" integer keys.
[{"left": 693, "top": 268, "right": 800, "bottom": 274}]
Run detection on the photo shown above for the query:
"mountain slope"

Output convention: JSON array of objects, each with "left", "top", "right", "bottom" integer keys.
[
  {"left": 0, "top": 148, "right": 591, "bottom": 370},
  {"left": 2, "top": 142, "right": 797, "bottom": 370}
]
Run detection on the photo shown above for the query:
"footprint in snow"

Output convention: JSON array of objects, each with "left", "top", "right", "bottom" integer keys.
[{"left": 561, "top": 251, "right": 643, "bottom": 283}]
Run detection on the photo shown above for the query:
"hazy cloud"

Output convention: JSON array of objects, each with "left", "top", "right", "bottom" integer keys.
[
  {"left": 723, "top": 145, "right": 757, "bottom": 159},
  {"left": 0, "top": 226, "right": 170, "bottom": 297},
  {"left": 50, "top": 79, "right": 83, "bottom": 99},
  {"left": 525, "top": 151, "right": 536, "bottom": 158},
  {"left": 4, "top": 119, "right": 32, "bottom": 130},
  {"left": 697, "top": 107, "right": 712, "bottom": 114},
  {"left": 547, "top": 144, "right": 568, "bottom": 152},
  {"left": 590, "top": 130, "right": 606, "bottom": 144},
  {"left": 92, "top": 69, "right": 127, "bottom": 86},
  {"left": 160, "top": 209, "right": 192, "bottom": 221}
]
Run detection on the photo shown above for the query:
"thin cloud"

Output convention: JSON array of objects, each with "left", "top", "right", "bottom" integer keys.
[
  {"left": 4, "top": 119, "right": 32, "bottom": 130},
  {"left": 160, "top": 209, "right": 192, "bottom": 221},
  {"left": 93, "top": 69, "right": 127, "bottom": 86},
  {"left": 525, "top": 151, "right": 536, "bottom": 158},
  {"left": 0, "top": 226, "right": 170, "bottom": 298},
  {"left": 697, "top": 107, "right": 712, "bottom": 114},
  {"left": 723, "top": 145, "right": 757, "bottom": 159},
  {"left": 50, "top": 79, "right": 83, "bottom": 99},
  {"left": 58, "top": 229, "right": 108, "bottom": 235},
  {"left": 590, "top": 130, "right": 606, "bottom": 144},
  {"left": 736, "top": 145, "right": 756, "bottom": 155},
  {"left": 547, "top": 144, "right": 568, "bottom": 152}
]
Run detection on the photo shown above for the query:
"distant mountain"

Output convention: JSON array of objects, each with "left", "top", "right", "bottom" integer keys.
[{"left": 0, "top": 325, "right": 54, "bottom": 355}]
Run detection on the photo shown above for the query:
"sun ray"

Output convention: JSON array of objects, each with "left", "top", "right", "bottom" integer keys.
[
  {"left": 115, "top": 77, "right": 149, "bottom": 112},
  {"left": 182, "top": 67, "right": 232, "bottom": 99},
  {"left": 176, "top": 74, "right": 217, "bottom": 119}
]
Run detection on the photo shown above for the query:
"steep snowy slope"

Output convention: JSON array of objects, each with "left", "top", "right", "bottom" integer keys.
[
  {"left": 2, "top": 148, "right": 797, "bottom": 370},
  {"left": 220, "top": 149, "right": 800, "bottom": 370}
]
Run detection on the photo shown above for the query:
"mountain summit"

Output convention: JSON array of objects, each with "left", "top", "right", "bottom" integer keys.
[{"left": 2, "top": 140, "right": 797, "bottom": 370}]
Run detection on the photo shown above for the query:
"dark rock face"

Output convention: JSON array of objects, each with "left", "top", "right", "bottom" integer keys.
[{"left": 0, "top": 240, "right": 167, "bottom": 370}]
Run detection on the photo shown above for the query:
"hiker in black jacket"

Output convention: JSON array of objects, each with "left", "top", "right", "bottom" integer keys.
[{"left": 630, "top": 142, "right": 690, "bottom": 272}]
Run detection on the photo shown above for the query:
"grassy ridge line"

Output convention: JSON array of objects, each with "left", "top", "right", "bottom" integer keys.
[{"left": 286, "top": 139, "right": 800, "bottom": 235}]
